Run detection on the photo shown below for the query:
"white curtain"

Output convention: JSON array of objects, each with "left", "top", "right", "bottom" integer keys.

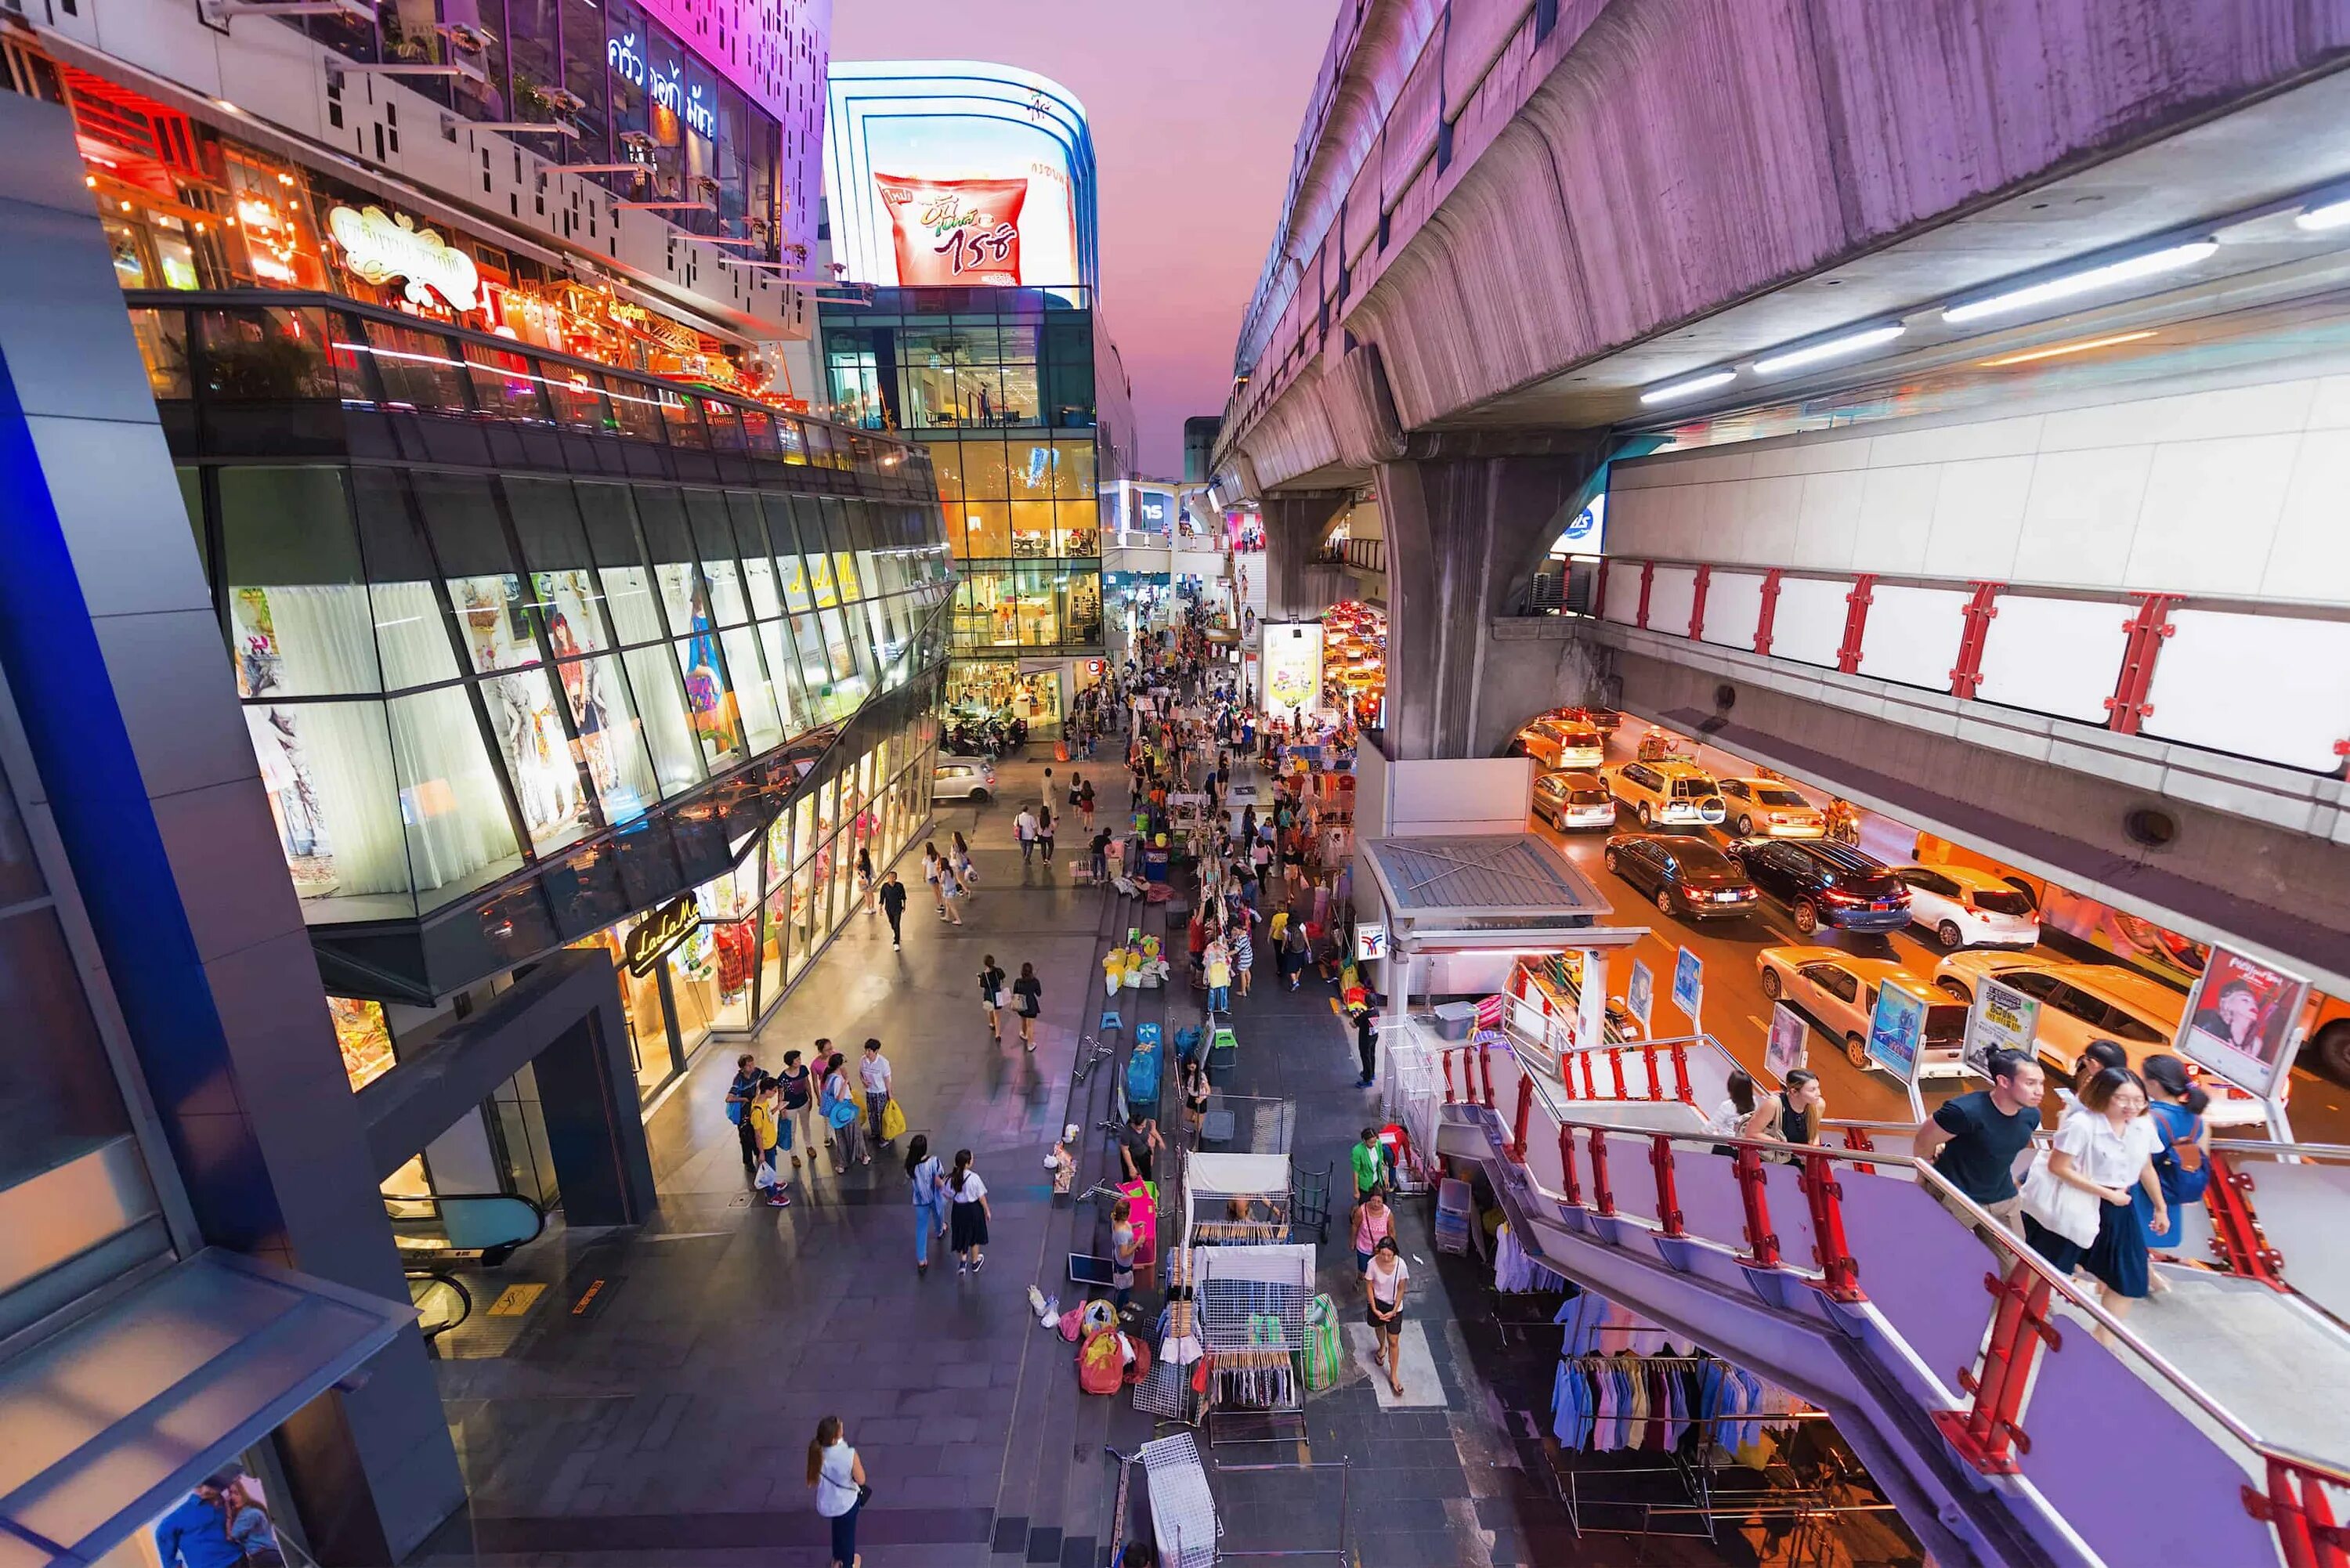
[
  {"left": 386, "top": 685, "right": 522, "bottom": 896},
  {"left": 370, "top": 580, "right": 459, "bottom": 689},
  {"left": 237, "top": 583, "right": 379, "bottom": 696},
  {"left": 244, "top": 703, "right": 409, "bottom": 899}
]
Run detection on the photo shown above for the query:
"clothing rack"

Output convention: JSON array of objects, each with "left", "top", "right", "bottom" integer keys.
[
  {"left": 1188, "top": 1219, "right": 1290, "bottom": 1245},
  {"left": 1187, "top": 1243, "right": 1312, "bottom": 1447}
]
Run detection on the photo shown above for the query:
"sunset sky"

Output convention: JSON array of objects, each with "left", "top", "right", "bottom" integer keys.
[{"left": 830, "top": 0, "right": 1338, "bottom": 476}]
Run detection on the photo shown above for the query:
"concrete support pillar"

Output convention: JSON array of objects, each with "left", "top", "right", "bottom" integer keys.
[
  {"left": 0, "top": 94, "right": 463, "bottom": 1563},
  {"left": 1261, "top": 490, "right": 1351, "bottom": 620},
  {"left": 1375, "top": 450, "right": 1606, "bottom": 760}
]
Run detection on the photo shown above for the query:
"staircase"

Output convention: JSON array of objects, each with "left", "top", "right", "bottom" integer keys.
[{"left": 1427, "top": 1031, "right": 2350, "bottom": 1568}]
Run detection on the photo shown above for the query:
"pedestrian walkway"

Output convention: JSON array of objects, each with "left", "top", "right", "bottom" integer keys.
[{"left": 408, "top": 729, "right": 1838, "bottom": 1567}]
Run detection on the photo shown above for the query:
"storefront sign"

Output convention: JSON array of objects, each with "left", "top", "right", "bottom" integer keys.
[
  {"left": 327, "top": 204, "right": 481, "bottom": 311},
  {"left": 622, "top": 895, "right": 701, "bottom": 977},
  {"left": 1866, "top": 979, "right": 1929, "bottom": 1082},
  {"left": 1963, "top": 977, "right": 2041, "bottom": 1079},
  {"left": 1355, "top": 923, "right": 1388, "bottom": 963},
  {"left": 2178, "top": 945, "right": 2308, "bottom": 1100},
  {"left": 1766, "top": 1003, "right": 1809, "bottom": 1080}
]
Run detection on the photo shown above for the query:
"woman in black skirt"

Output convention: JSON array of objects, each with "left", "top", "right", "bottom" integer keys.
[
  {"left": 946, "top": 1149, "right": 992, "bottom": 1276},
  {"left": 2024, "top": 1066, "right": 2168, "bottom": 1333}
]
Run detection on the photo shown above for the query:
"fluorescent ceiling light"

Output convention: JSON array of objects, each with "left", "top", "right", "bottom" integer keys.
[
  {"left": 1942, "top": 241, "right": 2216, "bottom": 324},
  {"left": 1639, "top": 370, "right": 1736, "bottom": 406},
  {"left": 2297, "top": 199, "right": 2350, "bottom": 233},
  {"left": 1752, "top": 324, "right": 1906, "bottom": 376},
  {"left": 1977, "top": 330, "right": 2156, "bottom": 367}
]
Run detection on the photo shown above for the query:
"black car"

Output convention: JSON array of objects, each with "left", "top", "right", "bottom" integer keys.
[
  {"left": 1730, "top": 840, "right": 1912, "bottom": 934},
  {"left": 1602, "top": 833, "right": 1759, "bottom": 920}
]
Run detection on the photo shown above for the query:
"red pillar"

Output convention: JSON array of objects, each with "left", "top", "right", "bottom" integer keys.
[
  {"left": 1948, "top": 581, "right": 2001, "bottom": 699},
  {"left": 1634, "top": 562, "right": 1655, "bottom": 630},
  {"left": 1835, "top": 574, "right": 1877, "bottom": 675},
  {"left": 1754, "top": 569, "right": 1784, "bottom": 657},
  {"left": 2106, "top": 592, "right": 2183, "bottom": 735},
  {"left": 1687, "top": 564, "right": 1711, "bottom": 641}
]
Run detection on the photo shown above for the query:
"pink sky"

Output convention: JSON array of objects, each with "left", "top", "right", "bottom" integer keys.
[{"left": 830, "top": 1, "right": 1337, "bottom": 477}]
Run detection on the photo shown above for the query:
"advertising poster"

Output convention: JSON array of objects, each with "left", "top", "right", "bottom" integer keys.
[
  {"left": 1672, "top": 947, "right": 1703, "bottom": 1020},
  {"left": 1963, "top": 977, "right": 2041, "bottom": 1079},
  {"left": 1263, "top": 621, "right": 1325, "bottom": 717},
  {"left": 826, "top": 63, "right": 1088, "bottom": 290},
  {"left": 2178, "top": 946, "right": 2309, "bottom": 1100},
  {"left": 1625, "top": 960, "right": 1654, "bottom": 1035},
  {"left": 1766, "top": 1004, "right": 1809, "bottom": 1082},
  {"left": 1866, "top": 981, "right": 1928, "bottom": 1082}
]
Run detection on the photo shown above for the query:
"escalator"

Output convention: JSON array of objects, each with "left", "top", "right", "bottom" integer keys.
[
  {"left": 384, "top": 1190, "right": 548, "bottom": 1268},
  {"left": 1421, "top": 1024, "right": 2350, "bottom": 1568}
]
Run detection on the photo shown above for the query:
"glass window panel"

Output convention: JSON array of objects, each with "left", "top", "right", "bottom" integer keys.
[
  {"left": 244, "top": 697, "right": 408, "bottom": 901},
  {"left": 833, "top": 549, "right": 862, "bottom": 603},
  {"left": 562, "top": 0, "right": 610, "bottom": 166},
  {"left": 928, "top": 439, "right": 964, "bottom": 500},
  {"left": 576, "top": 482, "right": 667, "bottom": 647},
  {"left": 558, "top": 654, "right": 659, "bottom": 825},
  {"left": 482, "top": 666, "right": 594, "bottom": 852},
  {"left": 658, "top": 390, "right": 708, "bottom": 448},
  {"left": 465, "top": 342, "right": 551, "bottom": 421},
  {"left": 703, "top": 401, "right": 745, "bottom": 452},
  {"left": 548, "top": 370, "right": 613, "bottom": 430},
  {"left": 721, "top": 626, "right": 781, "bottom": 751},
  {"left": 386, "top": 685, "right": 526, "bottom": 898},
  {"left": 758, "top": 491, "right": 803, "bottom": 556},
  {"left": 757, "top": 620, "right": 803, "bottom": 738},
  {"left": 200, "top": 306, "right": 338, "bottom": 401},
  {"left": 1051, "top": 439, "right": 1096, "bottom": 500},
  {"left": 789, "top": 614, "right": 836, "bottom": 713},
  {"left": 360, "top": 318, "right": 470, "bottom": 410},
  {"left": 606, "top": 375, "right": 666, "bottom": 442},
  {"left": 683, "top": 491, "right": 749, "bottom": 624},
  {"left": 506, "top": 477, "right": 610, "bottom": 654},
  {"left": 742, "top": 555, "right": 781, "bottom": 621},
  {"left": 961, "top": 438, "right": 1010, "bottom": 499},
  {"left": 776, "top": 417, "right": 809, "bottom": 465},
  {"left": 220, "top": 467, "right": 381, "bottom": 697},
  {"left": 674, "top": 634, "right": 743, "bottom": 771},
  {"left": 807, "top": 549, "right": 838, "bottom": 609},
  {"left": 956, "top": 501, "right": 1011, "bottom": 559},
  {"left": 1009, "top": 499, "right": 1054, "bottom": 560},
  {"left": 1008, "top": 440, "right": 1055, "bottom": 500},
  {"left": 620, "top": 643, "right": 704, "bottom": 796},
  {"left": 633, "top": 485, "right": 704, "bottom": 632},
  {"left": 1065, "top": 565, "right": 1102, "bottom": 645},
  {"left": 739, "top": 407, "right": 777, "bottom": 455},
  {"left": 347, "top": 469, "right": 461, "bottom": 691},
  {"left": 1058, "top": 500, "right": 1101, "bottom": 558},
  {"left": 998, "top": 363, "right": 1039, "bottom": 425}
]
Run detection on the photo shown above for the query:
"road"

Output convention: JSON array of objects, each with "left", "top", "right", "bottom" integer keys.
[{"left": 1523, "top": 723, "right": 2350, "bottom": 1144}]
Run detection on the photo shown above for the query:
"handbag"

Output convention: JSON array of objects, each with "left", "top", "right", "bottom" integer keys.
[
  {"left": 880, "top": 1097, "right": 908, "bottom": 1143},
  {"left": 2019, "top": 1144, "right": 2098, "bottom": 1247}
]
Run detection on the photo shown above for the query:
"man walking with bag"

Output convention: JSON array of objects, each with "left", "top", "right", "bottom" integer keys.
[{"left": 861, "top": 1038, "right": 896, "bottom": 1149}]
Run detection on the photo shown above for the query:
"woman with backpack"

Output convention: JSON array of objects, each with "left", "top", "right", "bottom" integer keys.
[
  {"left": 906, "top": 1134, "right": 945, "bottom": 1277},
  {"left": 946, "top": 1149, "right": 991, "bottom": 1274},
  {"left": 822, "top": 1051, "right": 869, "bottom": 1170},
  {"left": 2138, "top": 1053, "right": 2211, "bottom": 1284}
]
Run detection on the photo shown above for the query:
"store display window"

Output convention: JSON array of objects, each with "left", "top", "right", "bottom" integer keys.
[{"left": 331, "top": 996, "right": 397, "bottom": 1090}]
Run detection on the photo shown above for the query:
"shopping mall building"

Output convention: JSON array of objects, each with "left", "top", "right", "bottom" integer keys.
[
  {"left": 0, "top": 0, "right": 955, "bottom": 1559},
  {"left": 815, "top": 61, "right": 1133, "bottom": 733}
]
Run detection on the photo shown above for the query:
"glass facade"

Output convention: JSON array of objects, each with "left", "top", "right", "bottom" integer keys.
[
  {"left": 822, "top": 288, "right": 1115, "bottom": 710},
  {"left": 139, "top": 292, "right": 953, "bottom": 1003}
]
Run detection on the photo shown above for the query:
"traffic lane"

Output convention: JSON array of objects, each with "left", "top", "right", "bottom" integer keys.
[
  {"left": 1534, "top": 815, "right": 1933, "bottom": 1128},
  {"left": 1589, "top": 727, "right": 2350, "bottom": 1142}
]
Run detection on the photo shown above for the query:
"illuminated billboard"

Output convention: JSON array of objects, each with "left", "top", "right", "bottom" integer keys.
[
  {"left": 825, "top": 61, "right": 1097, "bottom": 291},
  {"left": 1264, "top": 621, "right": 1325, "bottom": 717}
]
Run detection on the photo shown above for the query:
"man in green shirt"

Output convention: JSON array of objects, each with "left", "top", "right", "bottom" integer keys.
[{"left": 1349, "top": 1127, "right": 1385, "bottom": 1201}]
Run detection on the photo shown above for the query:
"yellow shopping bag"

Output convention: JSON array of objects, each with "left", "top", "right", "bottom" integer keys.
[{"left": 880, "top": 1097, "right": 908, "bottom": 1143}]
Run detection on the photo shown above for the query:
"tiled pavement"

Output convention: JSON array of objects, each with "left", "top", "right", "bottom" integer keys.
[{"left": 408, "top": 744, "right": 1880, "bottom": 1567}]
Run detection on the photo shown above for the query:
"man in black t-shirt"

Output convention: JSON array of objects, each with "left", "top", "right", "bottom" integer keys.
[
  {"left": 1118, "top": 1111, "right": 1162, "bottom": 1184},
  {"left": 1914, "top": 1051, "right": 2046, "bottom": 1227}
]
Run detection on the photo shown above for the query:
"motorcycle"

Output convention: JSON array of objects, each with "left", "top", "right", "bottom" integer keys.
[
  {"left": 1635, "top": 727, "right": 1687, "bottom": 763},
  {"left": 1824, "top": 798, "right": 1862, "bottom": 847}
]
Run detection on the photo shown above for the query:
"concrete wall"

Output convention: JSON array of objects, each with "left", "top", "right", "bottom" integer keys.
[{"left": 1609, "top": 363, "right": 2350, "bottom": 605}]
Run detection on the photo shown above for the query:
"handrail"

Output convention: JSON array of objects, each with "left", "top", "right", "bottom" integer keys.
[
  {"left": 1453, "top": 1034, "right": 2350, "bottom": 1498},
  {"left": 2213, "top": 1139, "right": 2350, "bottom": 1162}
]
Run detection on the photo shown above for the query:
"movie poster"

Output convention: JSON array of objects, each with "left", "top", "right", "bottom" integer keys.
[{"left": 2178, "top": 946, "right": 2308, "bottom": 1100}]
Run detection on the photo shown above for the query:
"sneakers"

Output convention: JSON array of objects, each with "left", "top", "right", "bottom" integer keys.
[
  {"left": 765, "top": 1191, "right": 791, "bottom": 1208},
  {"left": 1356, "top": 1077, "right": 1376, "bottom": 1089},
  {"left": 892, "top": 941, "right": 902, "bottom": 951},
  {"left": 918, "top": 1260, "right": 928, "bottom": 1277},
  {"left": 958, "top": 1261, "right": 969, "bottom": 1276},
  {"left": 972, "top": 1252, "right": 986, "bottom": 1272}
]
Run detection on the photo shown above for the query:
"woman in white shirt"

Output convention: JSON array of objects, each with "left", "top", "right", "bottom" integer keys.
[
  {"left": 946, "top": 1149, "right": 992, "bottom": 1275},
  {"left": 1708, "top": 1070, "right": 1760, "bottom": 1146},
  {"left": 806, "top": 1415, "right": 866, "bottom": 1568},
  {"left": 1364, "top": 1237, "right": 1410, "bottom": 1396},
  {"left": 2023, "top": 1067, "right": 2168, "bottom": 1325}
]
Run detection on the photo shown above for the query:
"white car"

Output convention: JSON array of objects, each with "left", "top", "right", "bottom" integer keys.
[
  {"left": 932, "top": 759, "right": 996, "bottom": 802},
  {"left": 1717, "top": 779, "right": 1826, "bottom": 840},
  {"left": 1532, "top": 769, "right": 1619, "bottom": 831},
  {"left": 1758, "top": 946, "right": 1969, "bottom": 1068},
  {"left": 1892, "top": 865, "right": 2041, "bottom": 951}
]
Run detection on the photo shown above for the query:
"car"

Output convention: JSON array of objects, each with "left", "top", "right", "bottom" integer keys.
[
  {"left": 1602, "top": 833, "right": 1758, "bottom": 919},
  {"left": 1717, "top": 778, "right": 1827, "bottom": 840},
  {"left": 1601, "top": 760, "right": 1726, "bottom": 830},
  {"left": 1891, "top": 865, "right": 2041, "bottom": 950},
  {"left": 1533, "top": 768, "right": 1620, "bottom": 831},
  {"left": 1757, "top": 946, "right": 1971, "bottom": 1068},
  {"left": 1730, "top": 840, "right": 1912, "bottom": 934},
  {"left": 932, "top": 759, "right": 996, "bottom": 802},
  {"left": 1560, "top": 705, "right": 1623, "bottom": 738},
  {"left": 1513, "top": 717, "right": 1605, "bottom": 770}
]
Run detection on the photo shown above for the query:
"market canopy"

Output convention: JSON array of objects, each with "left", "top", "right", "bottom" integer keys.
[
  {"left": 1359, "top": 833, "right": 1641, "bottom": 951},
  {"left": 0, "top": 1248, "right": 413, "bottom": 1568}
]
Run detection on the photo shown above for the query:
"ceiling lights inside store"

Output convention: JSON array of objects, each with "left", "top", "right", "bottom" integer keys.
[
  {"left": 1638, "top": 369, "right": 1737, "bottom": 406},
  {"left": 1752, "top": 323, "right": 1906, "bottom": 376},
  {"left": 1941, "top": 240, "right": 2218, "bottom": 324}
]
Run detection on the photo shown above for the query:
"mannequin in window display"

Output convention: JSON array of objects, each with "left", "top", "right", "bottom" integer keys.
[
  {"left": 460, "top": 582, "right": 582, "bottom": 839},
  {"left": 248, "top": 707, "right": 334, "bottom": 891},
  {"left": 549, "top": 611, "right": 618, "bottom": 794},
  {"left": 679, "top": 579, "right": 734, "bottom": 761}
]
